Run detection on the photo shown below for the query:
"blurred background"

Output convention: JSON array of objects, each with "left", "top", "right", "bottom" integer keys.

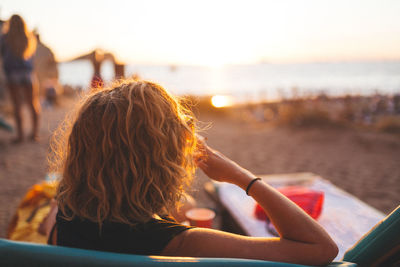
[
  {"left": 1, "top": 0, "right": 400, "bottom": 100},
  {"left": 0, "top": 0, "right": 399, "bottom": 238}
]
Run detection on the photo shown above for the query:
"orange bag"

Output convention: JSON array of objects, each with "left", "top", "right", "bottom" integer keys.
[{"left": 7, "top": 181, "right": 58, "bottom": 243}]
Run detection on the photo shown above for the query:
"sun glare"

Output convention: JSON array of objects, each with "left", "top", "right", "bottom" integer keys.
[
  {"left": 211, "top": 95, "right": 234, "bottom": 108},
  {"left": 206, "top": 60, "right": 225, "bottom": 69}
]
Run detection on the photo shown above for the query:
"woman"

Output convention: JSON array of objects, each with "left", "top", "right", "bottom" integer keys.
[
  {"left": 49, "top": 80, "right": 337, "bottom": 265},
  {"left": 1, "top": 14, "right": 40, "bottom": 143}
]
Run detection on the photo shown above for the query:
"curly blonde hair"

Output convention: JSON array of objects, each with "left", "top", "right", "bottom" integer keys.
[{"left": 50, "top": 80, "right": 197, "bottom": 226}]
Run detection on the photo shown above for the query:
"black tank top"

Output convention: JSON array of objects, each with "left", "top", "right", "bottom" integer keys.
[{"left": 52, "top": 210, "right": 192, "bottom": 255}]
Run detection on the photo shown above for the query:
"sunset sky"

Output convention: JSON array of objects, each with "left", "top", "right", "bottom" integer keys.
[{"left": 1, "top": 0, "right": 400, "bottom": 66}]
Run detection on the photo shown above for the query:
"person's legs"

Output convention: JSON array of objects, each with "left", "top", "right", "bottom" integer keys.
[
  {"left": 7, "top": 83, "right": 24, "bottom": 143},
  {"left": 22, "top": 75, "right": 41, "bottom": 141}
]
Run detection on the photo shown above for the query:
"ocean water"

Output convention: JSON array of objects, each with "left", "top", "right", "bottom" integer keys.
[{"left": 58, "top": 60, "right": 400, "bottom": 103}]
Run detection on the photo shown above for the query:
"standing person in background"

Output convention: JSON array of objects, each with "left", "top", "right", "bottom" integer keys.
[
  {"left": 71, "top": 49, "right": 105, "bottom": 89},
  {"left": 71, "top": 50, "right": 125, "bottom": 88},
  {"left": 1, "top": 14, "right": 40, "bottom": 143},
  {"left": 34, "top": 31, "right": 60, "bottom": 106}
]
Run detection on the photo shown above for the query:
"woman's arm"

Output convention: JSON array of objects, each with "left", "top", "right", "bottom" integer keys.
[{"left": 162, "top": 143, "right": 338, "bottom": 266}]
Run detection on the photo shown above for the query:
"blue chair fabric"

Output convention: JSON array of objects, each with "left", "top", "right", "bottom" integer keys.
[
  {"left": 0, "top": 238, "right": 355, "bottom": 267},
  {"left": 343, "top": 205, "right": 400, "bottom": 266}
]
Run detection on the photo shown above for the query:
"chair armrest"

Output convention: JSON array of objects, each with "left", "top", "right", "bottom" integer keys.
[
  {"left": 0, "top": 238, "right": 355, "bottom": 267},
  {"left": 343, "top": 205, "right": 400, "bottom": 266}
]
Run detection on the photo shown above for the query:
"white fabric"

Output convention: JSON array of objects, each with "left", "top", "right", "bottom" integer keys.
[{"left": 217, "top": 173, "right": 385, "bottom": 260}]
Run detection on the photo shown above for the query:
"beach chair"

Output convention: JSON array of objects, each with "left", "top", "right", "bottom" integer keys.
[
  {"left": 1, "top": 205, "right": 399, "bottom": 267},
  {"left": 0, "top": 238, "right": 354, "bottom": 267},
  {"left": 342, "top": 205, "right": 400, "bottom": 266}
]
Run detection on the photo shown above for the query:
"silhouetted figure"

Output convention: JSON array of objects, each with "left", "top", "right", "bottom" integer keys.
[
  {"left": 72, "top": 49, "right": 105, "bottom": 88},
  {"left": 34, "top": 31, "right": 59, "bottom": 102},
  {"left": 71, "top": 49, "right": 126, "bottom": 88},
  {"left": 114, "top": 62, "right": 125, "bottom": 79},
  {"left": 1, "top": 14, "right": 40, "bottom": 143}
]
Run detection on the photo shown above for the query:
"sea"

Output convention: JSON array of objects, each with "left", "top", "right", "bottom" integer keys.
[{"left": 58, "top": 60, "right": 400, "bottom": 103}]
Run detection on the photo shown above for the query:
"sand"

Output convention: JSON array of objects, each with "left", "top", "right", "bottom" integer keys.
[
  {"left": 1, "top": 97, "right": 399, "bottom": 238},
  {"left": 195, "top": 114, "right": 399, "bottom": 214}
]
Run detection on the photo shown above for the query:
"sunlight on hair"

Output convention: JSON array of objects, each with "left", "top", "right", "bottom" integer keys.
[
  {"left": 211, "top": 95, "right": 234, "bottom": 108},
  {"left": 52, "top": 80, "right": 197, "bottom": 226}
]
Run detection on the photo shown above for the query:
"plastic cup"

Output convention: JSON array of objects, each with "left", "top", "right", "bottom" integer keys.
[{"left": 185, "top": 208, "right": 216, "bottom": 228}]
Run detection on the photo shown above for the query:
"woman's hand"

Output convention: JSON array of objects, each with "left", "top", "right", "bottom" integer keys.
[{"left": 195, "top": 137, "right": 254, "bottom": 185}]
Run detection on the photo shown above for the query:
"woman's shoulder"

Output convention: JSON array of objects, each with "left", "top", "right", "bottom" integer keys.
[{"left": 143, "top": 215, "right": 193, "bottom": 236}]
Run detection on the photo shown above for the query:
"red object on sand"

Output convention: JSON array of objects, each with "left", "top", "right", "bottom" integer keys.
[{"left": 254, "top": 186, "right": 324, "bottom": 221}]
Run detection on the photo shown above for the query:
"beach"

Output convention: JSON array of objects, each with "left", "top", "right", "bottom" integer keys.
[{"left": 0, "top": 96, "right": 399, "bottom": 238}]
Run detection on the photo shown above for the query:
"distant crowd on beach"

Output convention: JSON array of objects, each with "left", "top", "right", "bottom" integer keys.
[{"left": 241, "top": 92, "right": 400, "bottom": 132}]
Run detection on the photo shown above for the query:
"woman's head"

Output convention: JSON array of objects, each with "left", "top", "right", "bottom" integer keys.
[
  {"left": 3, "top": 14, "right": 36, "bottom": 59},
  {"left": 53, "top": 80, "right": 197, "bottom": 225}
]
